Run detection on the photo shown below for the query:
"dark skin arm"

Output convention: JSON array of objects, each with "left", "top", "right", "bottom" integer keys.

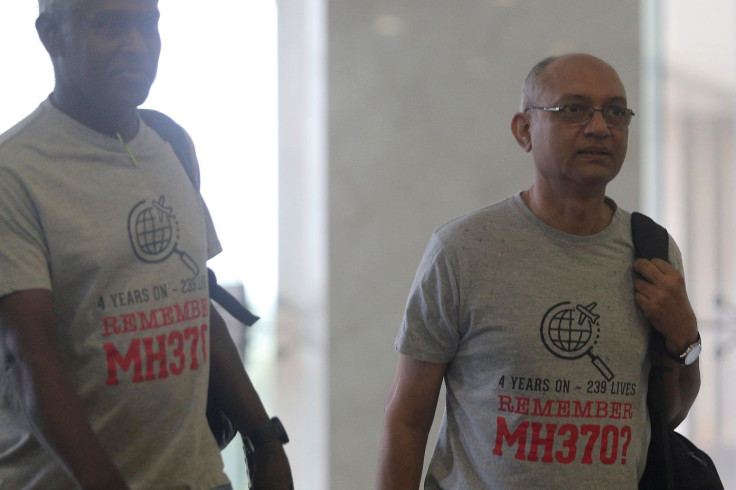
[
  {"left": 633, "top": 258, "right": 701, "bottom": 428},
  {"left": 208, "top": 304, "right": 293, "bottom": 489},
  {"left": 0, "top": 290, "right": 128, "bottom": 489}
]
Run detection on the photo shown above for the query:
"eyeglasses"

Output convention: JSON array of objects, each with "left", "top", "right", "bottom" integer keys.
[{"left": 525, "top": 103, "right": 635, "bottom": 128}]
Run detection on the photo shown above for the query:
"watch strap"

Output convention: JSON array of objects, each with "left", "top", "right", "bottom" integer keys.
[
  {"left": 663, "top": 333, "right": 701, "bottom": 365},
  {"left": 244, "top": 417, "right": 289, "bottom": 455}
]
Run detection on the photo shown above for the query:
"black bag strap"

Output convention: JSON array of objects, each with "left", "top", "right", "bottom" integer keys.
[
  {"left": 140, "top": 109, "right": 259, "bottom": 327},
  {"left": 208, "top": 269, "right": 259, "bottom": 327},
  {"left": 631, "top": 211, "right": 674, "bottom": 489},
  {"left": 630, "top": 212, "right": 671, "bottom": 378},
  {"left": 631, "top": 212, "right": 669, "bottom": 262},
  {"left": 140, "top": 109, "right": 200, "bottom": 189}
]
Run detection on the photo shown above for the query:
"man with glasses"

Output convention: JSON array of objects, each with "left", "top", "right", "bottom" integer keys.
[{"left": 377, "top": 54, "right": 700, "bottom": 489}]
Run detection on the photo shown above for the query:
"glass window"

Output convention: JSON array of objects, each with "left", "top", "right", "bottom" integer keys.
[{"left": 644, "top": 1, "right": 736, "bottom": 485}]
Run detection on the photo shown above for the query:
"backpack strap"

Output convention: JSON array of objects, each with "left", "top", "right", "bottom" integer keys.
[
  {"left": 208, "top": 270, "right": 260, "bottom": 327},
  {"left": 631, "top": 211, "right": 674, "bottom": 490},
  {"left": 139, "top": 109, "right": 259, "bottom": 327},
  {"left": 630, "top": 212, "right": 671, "bottom": 362},
  {"left": 139, "top": 109, "right": 200, "bottom": 189},
  {"left": 631, "top": 212, "right": 669, "bottom": 262}
]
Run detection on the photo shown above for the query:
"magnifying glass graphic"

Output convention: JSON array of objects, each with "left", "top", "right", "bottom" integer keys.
[
  {"left": 540, "top": 301, "right": 614, "bottom": 381},
  {"left": 128, "top": 196, "right": 200, "bottom": 276}
]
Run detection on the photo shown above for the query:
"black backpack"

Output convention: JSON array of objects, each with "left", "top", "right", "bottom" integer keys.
[
  {"left": 631, "top": 212, "right": 723, "bottom": 490},
  {"left": 140, "top": 109, "right": 258, "bottom": 448}
]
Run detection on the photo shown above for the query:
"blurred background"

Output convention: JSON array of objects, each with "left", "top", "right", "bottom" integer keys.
[{"left": 1, "top": 0, "right": 733, "bottom": 488}]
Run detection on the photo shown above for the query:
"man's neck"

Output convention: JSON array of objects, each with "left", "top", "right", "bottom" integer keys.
[
  {"left": 50, "top": 91, "right": 140, "bottom": 142},
  {"left": 522, "top": 186, "right": 614, "bottom": 236}
]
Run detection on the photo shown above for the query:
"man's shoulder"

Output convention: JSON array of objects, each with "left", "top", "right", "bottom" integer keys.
[
  {"left": 138, "top": 108, "right": 198, "bottom": 188},
  {"left": 138, "top": 108, "right": 194, "bottom": 140},
  {"left": 139, "top": 108, "right": 182, "bottom": 131},
  {"left": 434, "top": 195, "right": 519, "bottom": 240},
  {"left": 0, "top": 101, "right": 52, "bottom": 164}
]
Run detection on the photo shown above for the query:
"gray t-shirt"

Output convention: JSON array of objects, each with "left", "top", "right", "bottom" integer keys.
[
  {"left": 0, "top": 100, "right": 228, "bottom": 489},
  {"left": 397, "top": 194, "right": 683, "bottom": 489}
]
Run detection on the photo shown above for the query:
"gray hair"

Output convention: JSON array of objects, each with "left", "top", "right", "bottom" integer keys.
[
  {"left": 520, "top": 55, "right": 561, "bottom": 112},
  {"left": 38, "top": 0, "right": 83, "bottom": 18}
]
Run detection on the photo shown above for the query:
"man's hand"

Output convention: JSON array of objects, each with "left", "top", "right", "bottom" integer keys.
[
  {"left": 633, "top": 257, "right": 698, "bottom": 352},
  {"left": 633, "top": 258, "right": 701, "bottom": 427},
  {"left": 246, "top": 442, "right": 294, "bottom": 489}
]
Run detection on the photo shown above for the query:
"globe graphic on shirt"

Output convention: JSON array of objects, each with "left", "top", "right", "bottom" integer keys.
[
  {"left": 134, "top": 206, "right": 174, "bottom": 256},
  {"left": 546, "top": 307, "right": 592, "bottom": 353},
  {"left": 128, "top": 196, "right": 180, "bottom": 264},
  {"left": 540, "top": 301, "right": 613, "bottom": 380}
]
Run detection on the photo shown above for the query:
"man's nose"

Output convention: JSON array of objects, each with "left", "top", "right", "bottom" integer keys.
[{"left": 584, "top": 109, "right": 611, "bottom": 136}]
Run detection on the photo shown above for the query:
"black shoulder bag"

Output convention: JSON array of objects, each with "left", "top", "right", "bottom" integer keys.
[
  {"left": 140, "top": 109, "right": 259, "bottom": 449},
  {"left": 631, "top": 212, "right": 723, "bottom": 490}
]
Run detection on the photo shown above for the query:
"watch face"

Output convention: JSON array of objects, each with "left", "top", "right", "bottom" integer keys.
[{"left": 684, "top": 343, "right": 702, "bottom": 366}]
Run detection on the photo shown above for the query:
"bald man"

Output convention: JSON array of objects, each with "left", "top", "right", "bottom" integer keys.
[{"left": 377, "top": 54, "right": 700, "bottom": 489}]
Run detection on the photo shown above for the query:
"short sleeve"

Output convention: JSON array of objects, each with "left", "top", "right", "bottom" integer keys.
[
  {"left": 0, "top": 167, "right": 52, "bottom": 297},
  {"left": 180, "top": 130, "right": 222, "bottom": 261},
  {"left": 396, "top": 233, "right": 461, "bottom": 363},
  {"left": 200, "top": 195, "right": 222, "bottom": 260}
]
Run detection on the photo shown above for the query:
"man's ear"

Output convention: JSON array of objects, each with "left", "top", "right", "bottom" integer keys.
[
  {"left": 36, "top": 14, "right": 64, "bottom": 57},
  {"left": 511, "top": 112, "right": 532, "bottom": 152}
]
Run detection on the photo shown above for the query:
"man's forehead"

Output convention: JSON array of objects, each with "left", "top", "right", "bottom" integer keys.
[
  {"left": 538, "top": 56, "right": 627, "bottom": 103},
  {"left": 555, "top": 93, "right": 628, "bottom": 105}
]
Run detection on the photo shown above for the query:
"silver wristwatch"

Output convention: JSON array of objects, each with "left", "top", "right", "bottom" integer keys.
[{"left": 664, "top": 333, "right": 702, "bottom": 366}]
